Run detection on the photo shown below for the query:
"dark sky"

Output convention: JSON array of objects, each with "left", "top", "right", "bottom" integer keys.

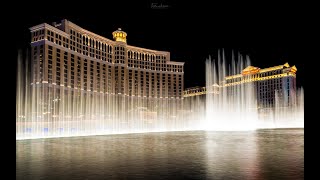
[{"left": 13, "top": 2, "right": 304, "bottom": 88}]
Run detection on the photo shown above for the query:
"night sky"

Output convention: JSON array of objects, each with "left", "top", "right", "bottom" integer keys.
[{"left": 13, "top": 2, "right": 304, "bottom": 89}]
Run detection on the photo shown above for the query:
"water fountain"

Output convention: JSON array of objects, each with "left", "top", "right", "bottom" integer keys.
[
  {"left": 16, "top": 51, "right": 191, "bottom": 140},
  {"left": 205, "top": 52, "right": 258, "bottom": 131},
  {"left": 16, "top": 50, "right": 304, "bottom": 140},
  {"left": 205, "top": 50, "right": 304, "bottom": 130}
]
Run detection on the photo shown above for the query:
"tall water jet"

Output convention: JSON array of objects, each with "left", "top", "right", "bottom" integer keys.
[
  {"left": 205, "top": 50, "right": 303, "bottom": 131},
  {"left": 16, "top": 50, "right": 192, "bottom": 140},
  {"left": 16, "top": 46, "right": 304, "bottom": 140},
  {"left": 205, "top": 51, "right": 258, "bottom": 131},
  {"left": 271, "top": 87, "right": 304, "bottom": 128}
]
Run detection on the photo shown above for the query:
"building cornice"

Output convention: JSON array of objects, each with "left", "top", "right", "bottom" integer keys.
[
  {"left": 67, "top": 20, "right": 172, "bottom": 59},
  {"left": 29, "top": 23, "right": 69, "bottom": 38},
  {"left": 225, "top": 62, "right": 297, "bottom": 80},
  {"left": 224, "top": 72, "right": 296, "bottom": 86},
  {"left": 67, "top": 21, "right": 115, "bottom": 45},
  {"left": 126, "top": 45, "right": 170, "bottom": 55},
  {"left": 32, "top": 40, "right": 115, "bottom": 66},
  {"left": 167, "top": 61, "right": 184, "bottom": 65},
  {"left": 31, "top": 40, "right": 185, "bottom": 74},
  {"left": 30, "top": 20, "right": 184, "bottom": 68}
]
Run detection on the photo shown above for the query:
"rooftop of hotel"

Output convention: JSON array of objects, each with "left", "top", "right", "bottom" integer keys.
[
  {"left": 225, "top": 62, "right": 297, "bottom": 80},
  {"left": 30, "top": 19, "right": 185, "bottom": 65}
]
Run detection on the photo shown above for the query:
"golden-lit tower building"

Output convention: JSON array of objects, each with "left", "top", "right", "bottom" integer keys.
[
  {"left": 184, "top": 63, "right": 298, "bottom": 108},
  {"left": 28, "top": 19, "right": 185, "bottom": 128},
  {"left": 17, "top": 19, "right": 186, "bottom": 139},
  {"left": 29, "top": 19, "right": 184, "bottom": 99},
  {"left": 224, "top": 63, "right": 297, "bottom": 108}
]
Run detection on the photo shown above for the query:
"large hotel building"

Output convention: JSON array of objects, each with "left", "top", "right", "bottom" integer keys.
[
  {"left": 30, "top": 19, "right": 184, "bottom": 99},
  {"left": 184, "top": 63, "right": 298, "bottom": 108},
  {"left": 21, "top": 19, "right": 186, "bottom": 137},
  {"left": 18, "top": 19, "right": 299, "bottom": 138}
]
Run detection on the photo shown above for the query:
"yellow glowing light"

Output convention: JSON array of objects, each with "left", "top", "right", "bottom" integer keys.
[
  {"left": 291, "top": 65, "right": 297, "bottom": 73},
  {"left": 242, "top": 66, "right": 260, "bottom": 75},
  {"left": 112, "top": 28, "right": 127, "bottom": 43}
]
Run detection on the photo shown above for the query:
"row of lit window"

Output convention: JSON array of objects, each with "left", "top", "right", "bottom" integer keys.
[
  {"left": 32, "top": 29, "right": 45, "bottom": 42},
  {"left": 47, "top": 46, "right": 113, "bottom": 91},
  {"left": 127, "top": 51, "right": 160, "bottom": 61},
  {"left": 42, "top": 29, "right": 180, "bottom": 73},
  {"left": 46, "top": 29, "right": 113, "bottom": 61},
  {"left": 127, "top": 60, "right": 183, "bottom": 72},
  {"left": 70, "top": 29, "right": 113, "bottom": 53},
  {"left": 45, "top": 29, "right": 184, "bottom": 72},
  {"left": 32, "top": 45, "right": 44, "bottom": 82},
  {"left": 39, "top": 45, "right": 183, "bottom": 92}
]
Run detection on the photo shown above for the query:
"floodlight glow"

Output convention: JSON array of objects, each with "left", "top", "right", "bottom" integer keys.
[{"left": 16, "top": 51, "right": 304, "bottom": 140}]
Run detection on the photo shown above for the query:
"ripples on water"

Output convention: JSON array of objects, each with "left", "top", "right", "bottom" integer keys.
[{"left": 16, "top": 129, "right": 304, "bottom": 180}]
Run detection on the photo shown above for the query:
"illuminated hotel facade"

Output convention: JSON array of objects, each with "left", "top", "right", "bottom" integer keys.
[
  {"left": 30, "top": 19, "right": 184, "bottom": 99},
  {"left": 184, "top": 63, "right": 298, "bottom": 108},
  {"left": 17, "top": 19, "right": 300, "bottom": 138},
  {"left": 19, "top": 19, "right": 185, "bottom": 137}
]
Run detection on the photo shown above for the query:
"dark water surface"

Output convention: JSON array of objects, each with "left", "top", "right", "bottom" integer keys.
[{"left": 16, "top": 129, "right": 304, "bottom": 179}]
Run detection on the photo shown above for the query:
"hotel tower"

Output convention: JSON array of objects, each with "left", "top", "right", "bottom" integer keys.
[
  {"left": 184, "top": 62, "right": 298, "bottom": 108},
  {"left": 17, "top": 19, "right": 185, "bottom": 139},
  {"left": 30, "top": 19, "right": 184, "bottom": 99}
]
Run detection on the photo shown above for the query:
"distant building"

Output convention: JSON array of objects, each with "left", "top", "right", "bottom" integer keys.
[{"left": 183, "top": 62, "right": 297, "bottom": 108}]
